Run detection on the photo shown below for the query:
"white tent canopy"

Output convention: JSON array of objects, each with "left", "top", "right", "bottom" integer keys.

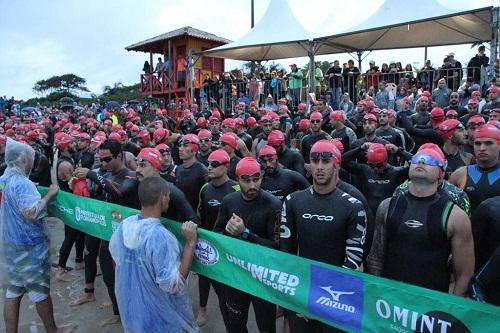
[
  {"left": 200, "top": 0, "right": 314, "bottom": 61},
  {"left": 314, "top": 0, "right": 494, "bottom": 55}
]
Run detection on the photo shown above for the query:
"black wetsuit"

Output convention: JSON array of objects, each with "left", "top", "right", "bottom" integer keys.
[
  {"left": 349, "top": 137, "right": 392, "bottom": 164},
  {"left": 471, "top": 196, "right": 500, "bottom": 271},
  {"left": 397, "top": 112, "right": 443, "bottom": 151},
  {"left": 261, "top": 167, "right": 309, "bottom": 202},
  {"left": 0, "top": 152, "right": 6, "bottom": 176},
  {"left": 227, "top": 155, "right": 241, "bottom": 180},
  {"left": 443, "top": 150, "right": 473, "bottom": 179},
  {"left": 162, "top": 181, "right": 199, "bottom": 224},
  {"left": 214, "top": 190, "right": 281, "bottom": 333},
  {"left": 280, "top": 186, "right": 367, "bottom": 333},
  {"left": 74, "top": 149, "right": 94, "bottom": 169},
  {"left": 471, "top": 245, "right": 500, "bottom": 306},
  {"left": 56, "top": 155, "right": 85, "bottom": 270},
  {"left": 375, "top": 127, "right": 404, "bottom": 147},
  {"left": 30, "top": 152, "right": 51, "bottom": 187},
  {"left": 86, "top": 166, "right": 139, "bottom": 316},
  {"left": 278, "top": 148, "right": 306, "bottom": 176},
  {"left": 159, "top": 164, "right": 177, "bottom": 183},
  {"left": 175, "top": 161, "right": 208, "bottom": 211},
  {"left": 123, "top": 141, "right": 140, "bottom": 156},
  {"left": 238, "top": 131, "right": 253, "bottom": 152},
  {"left": 196, "top": 151, "right": 210, "bottom": 167},
  {"left": 382, "top": 192, "right": 454, "bottom": 292},
  {"left": 197, "top": 179, "right": 239, "bottom": 321},
  {"left": 463, "top": 164, "right": 500, "bottom": 213},
  {"left": 343, "top": 146, "right": 411, "bottom": 214}
]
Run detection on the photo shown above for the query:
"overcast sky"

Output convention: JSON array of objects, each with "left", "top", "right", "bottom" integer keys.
[{"left": 0, "top": 0, "right": 497, "bottom": 100}]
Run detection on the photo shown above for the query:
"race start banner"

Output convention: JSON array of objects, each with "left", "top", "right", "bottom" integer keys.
[{"left": 39, "top": 187, "right": 500, "bottom": 333}]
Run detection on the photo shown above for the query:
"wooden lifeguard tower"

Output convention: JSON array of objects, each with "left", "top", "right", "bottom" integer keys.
[{"left": 125, "top": 26, "right": 231, "bottom": 108}]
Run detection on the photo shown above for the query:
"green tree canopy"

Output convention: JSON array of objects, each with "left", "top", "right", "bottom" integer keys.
[{"left": 33, "top": 73, "right": 90, "bottom": 96}]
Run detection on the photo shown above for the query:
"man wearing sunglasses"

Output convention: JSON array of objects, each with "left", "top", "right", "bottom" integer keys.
[
  {"left": 74, "top": 139, "right": 139, "bottom": 327},
  {"left": 300, "top": 112, "right": 331, "bottom": 176},
  {"left": 197, "top": 149, "right": 238, "bottom": 327},
  {"left": 213, "top": 157, "right": 281, "bottom": 332},
  {"left": 450, "top": 123, "right": 500, "bottom": 213},
  {"left": 438, "top": 119, "right": 473, "bottom": 178},
  {"left": 267, "top": 129, "right": 305, "bottom": 176},
  {"left": 252, "top": 114, "right": 274, "bottom": 156},
  {"left": 156, "top": 143, "right": 177, "bottom": 183},
  {"left": 259, "top": 145, "right": 309, "bottom": 202},
  {"left": 367, "top": 145, "right": 474, "bottom": 296},
  {"left": 462, "top": 115, "right": 486, "bottom": 155},
  {"left": 281, "top": 140, "right": 367, "bottom": 332}
]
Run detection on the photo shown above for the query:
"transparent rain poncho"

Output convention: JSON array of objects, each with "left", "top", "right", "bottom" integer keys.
[
  {"left": 109, "top": 214, "right": 200, "bottom": 333},
  {"left": 0, "top": 139, "right": 50, "bottom": 284}
]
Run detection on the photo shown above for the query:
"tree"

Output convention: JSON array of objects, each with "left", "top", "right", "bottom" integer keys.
[{"left": 32, "top": 74, "right": 89, "bottom": 96}]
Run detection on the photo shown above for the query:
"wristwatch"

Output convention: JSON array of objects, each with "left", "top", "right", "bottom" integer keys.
[{"left": 241, "top": 228, "right": 251, "bottom": 240}]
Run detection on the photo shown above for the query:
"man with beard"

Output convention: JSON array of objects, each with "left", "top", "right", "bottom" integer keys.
[
  {"left": 267, "top": 129, "right": 305, "bottom": 176},
  {"left": 444, "top": 92, "right": 467, "bottom": 118},
  {"left": 410, "top": 96, "right": 430, "bottom": 127},
  {"left": 234, "top": 117, "right": 253, "bottom": 152},
  {"left": 437, "top": 119, "right": 473, "bottom": 178},
  {"left": 220, "top": 132, "right": 241, "bottom": 180},
  {"left": 196, "top": 129, "right": 213, "bottom": 167},
  {"left": 74, "top": 132, "right": 94, "bottom": 168},
  {"left": 330, "top": 110, "right": 357, "bottom": 153},
  {"left": 367, "top": 145, "right": 474, "bottom": 295},
  {"left": 460, "top": 98, "right": 488, "bottom": 125},
  {"left": 156, "top": 143, "right": 177, "bottom": 183},
  {"left": 175, "top": 134, "right": 208, "bottom": 212},
  {"left": 213, "top": 157, "right": 281, "bottom": 332},
  {"left": 252, "top": 114, "right": 274, "bottom": 156},
  {"left": 280, "top": 140, "right": 367, "bottom": 333},
  {"left": 196, "top": 149, "right": 239, "bottom": 327},
  {"left": 259, "top": 145, "right": 309, "bottom": 202},
  {"left": 375, "top": 109, "right": 404, "bottom": 149},
  {"left": 450, "top": 123, "right": 500, "bottom": 213},
  {"left": 349, "top": 113, "right": 390, "bottom": 164},
  {"left": 300, "top": 111, "right": 331, "bottom": 169}
]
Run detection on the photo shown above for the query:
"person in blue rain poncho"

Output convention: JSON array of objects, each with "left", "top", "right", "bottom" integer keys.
[
  {"left": 109, "top": 176, "right": 200, "bottom": 333},
  {"left": 0, "top": 138, "right": 75, "bottom": 333}
]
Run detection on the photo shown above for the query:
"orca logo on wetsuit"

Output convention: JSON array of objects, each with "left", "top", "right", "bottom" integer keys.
[
  {"left": 302, "top": 213, "right": 334, "bottom": 222},
  {"left": 404, "top": 220, "right": 424, "bottom": 229}
]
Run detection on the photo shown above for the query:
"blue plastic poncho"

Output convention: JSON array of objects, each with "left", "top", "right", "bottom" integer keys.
[{"left": 109, "top": 214, "right": 200, "bottom": 333}]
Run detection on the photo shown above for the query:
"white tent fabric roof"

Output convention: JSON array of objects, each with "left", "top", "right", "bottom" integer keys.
[
  {"left": 201, "top": 0, "right": 314, "bottom": 61},
  {"left": 202, "top": 0, "right": 494, "bottom": 61},
  {"left": 314, "top": 0, "right": 493, "bottom": 55}
]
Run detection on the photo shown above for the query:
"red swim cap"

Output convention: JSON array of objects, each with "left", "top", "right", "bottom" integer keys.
[
  {"left": 474, "top": 123, "right": 500, "bottom": 142},
  {"left": 137, "top": 148, "right": 162, "bottom": 171},
  {"left": 258, "top": 145, "right": 277, "bottom": 158},
  {"left": 310, "top": 140, "right": 341, "bottom": 166},
  {"left": 208, "top": 149, "right": 230, "bottom": 165},
  {"left": 236, "top": 157, "right": 261, "bottom": 177},
  {"left": 367, "top": 143, "right": 388, "bottom": 164},
  {"left": 267, "top": 130, "right": 285, "bottom": 146}
]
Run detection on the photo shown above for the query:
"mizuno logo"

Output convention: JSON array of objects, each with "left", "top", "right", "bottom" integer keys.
[
  {"left": 404, "top": 220, "right": 424, "bottom": 228},
  {"left": 320, "top": 286, "right": 355, "bottom": 301},
  {"left": 302, "top": 213, "right": 334, "bottom": 221}
]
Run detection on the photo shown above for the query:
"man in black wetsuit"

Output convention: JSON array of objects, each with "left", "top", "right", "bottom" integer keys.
[
  {"left": 175, "top": 134, "right": 208, "bottom": 211},
  {"left": 342, "top": 142, "right": 412, "bottom": 215},
  {"left": 196, "top": 129, "right": 212, "bottom": 167},
  {"left": 213, "top": 157, "right": 281, "bottom": 333},
  {"left": 375, "top": 109, "right": 404, "bottom": 149},
  {"left": 437, "top": 119, "right": 473, "bottom": 179},
  {"left": 54, "top": 132, "right": 85, "bottom": 281},
  {"left": 471, "top": 245, "right": 500, "bottom": 305},
  {"left": 156, "top": 143, "right": 177, "bottom": 183},
  {"left": 449, "top": 123, "right": 500, "bottom": 213},
  {"left": 74, "top": 132, "right": 95, "bottom": 169},
  {"left": 259, "top": 145, "right": 309, "bottom": 202},
  {"left": 220, "top": 132, "right": 241, "bottom": 180},
  {"left": 267, "top": 129, "right": 306, "bottom": 176},
  {"left": 134, "top": 147, "right": 198, "bottom": 223},
  {"left": 196, "top": 149, "right": 239, "bottom": 327},
  {"left": 367, "top": 145, "right": 474, "bottom": 296},
  {"left": 471, "top": 196, "right": 500, "bottom": 271},
  {"left": 349, "top": 113, "right": 390, "bottom": 165},
  {"left": 252, "top": 114, "right": 274, "bottom": 156},
  {"left": 280, "top": 140, "right": 367, "bottom": 333},
  {"left": 300, "top": 111, "right": 331, "bottom": 166},
  {"left": 74, "top": 139, "right": 139, "bottom": 328}
]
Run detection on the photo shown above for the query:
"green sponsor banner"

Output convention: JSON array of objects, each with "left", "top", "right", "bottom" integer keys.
[{"left": 40, "top": 187, "right": 500, "bottom": 333}]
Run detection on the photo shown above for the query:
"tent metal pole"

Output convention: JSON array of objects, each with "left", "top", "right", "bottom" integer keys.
[
  {"left": 308, "top": 41, "right": 315, "bottom": 94},
  {"left": 424, "top": 46, "right": 428, "bottom": 62},
  {"left": 490, "top": 7, "right": 499, "bottom": 81},
  {"left": 357, "top": 51, "right": 363, "bottom": 72}
]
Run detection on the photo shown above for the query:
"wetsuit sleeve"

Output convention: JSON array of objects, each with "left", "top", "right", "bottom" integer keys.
[
  {"left": 471, "top": 201, "right": 490, "bottom": 268},
  {"left": 397, "top": 113, "right": 442, "bottom": 145},
  {"left": 168, "top": 183, "right": 199, "bottom": 223},
  {"left": 471, "top": 246, "right": 500, "bottom": 304},
  {"left": 279, "top": 195, "right": 297, "bottom": 254},
  {"left": 87, "top": 170, "right": 137, "bottom": 199},
  {"left": 343, "top": 201, "right": 368, "bottom": 270},
  {"left": 197, "top": 185, "right": 206, "bottom": 225},
  {"left": 292, "top": 153, "right": 306, "bottom": 176},
  {"left": 396, "top": 147, "right": 413, "bottom": 162},
  {"left": 342, "top": 147, "right": 364, "bottom": 174},
  {"left": 249, "top": 199, "right": 281, "bottom": 249},
  {"left": 291, "top": 171, "right": 310, "bottom": 190},
  {"left": 366, "top": 198, "right": 391, "bottom": 275},
  {"left": 213, "top": 197, "right": 231, "bottom": 232}
]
